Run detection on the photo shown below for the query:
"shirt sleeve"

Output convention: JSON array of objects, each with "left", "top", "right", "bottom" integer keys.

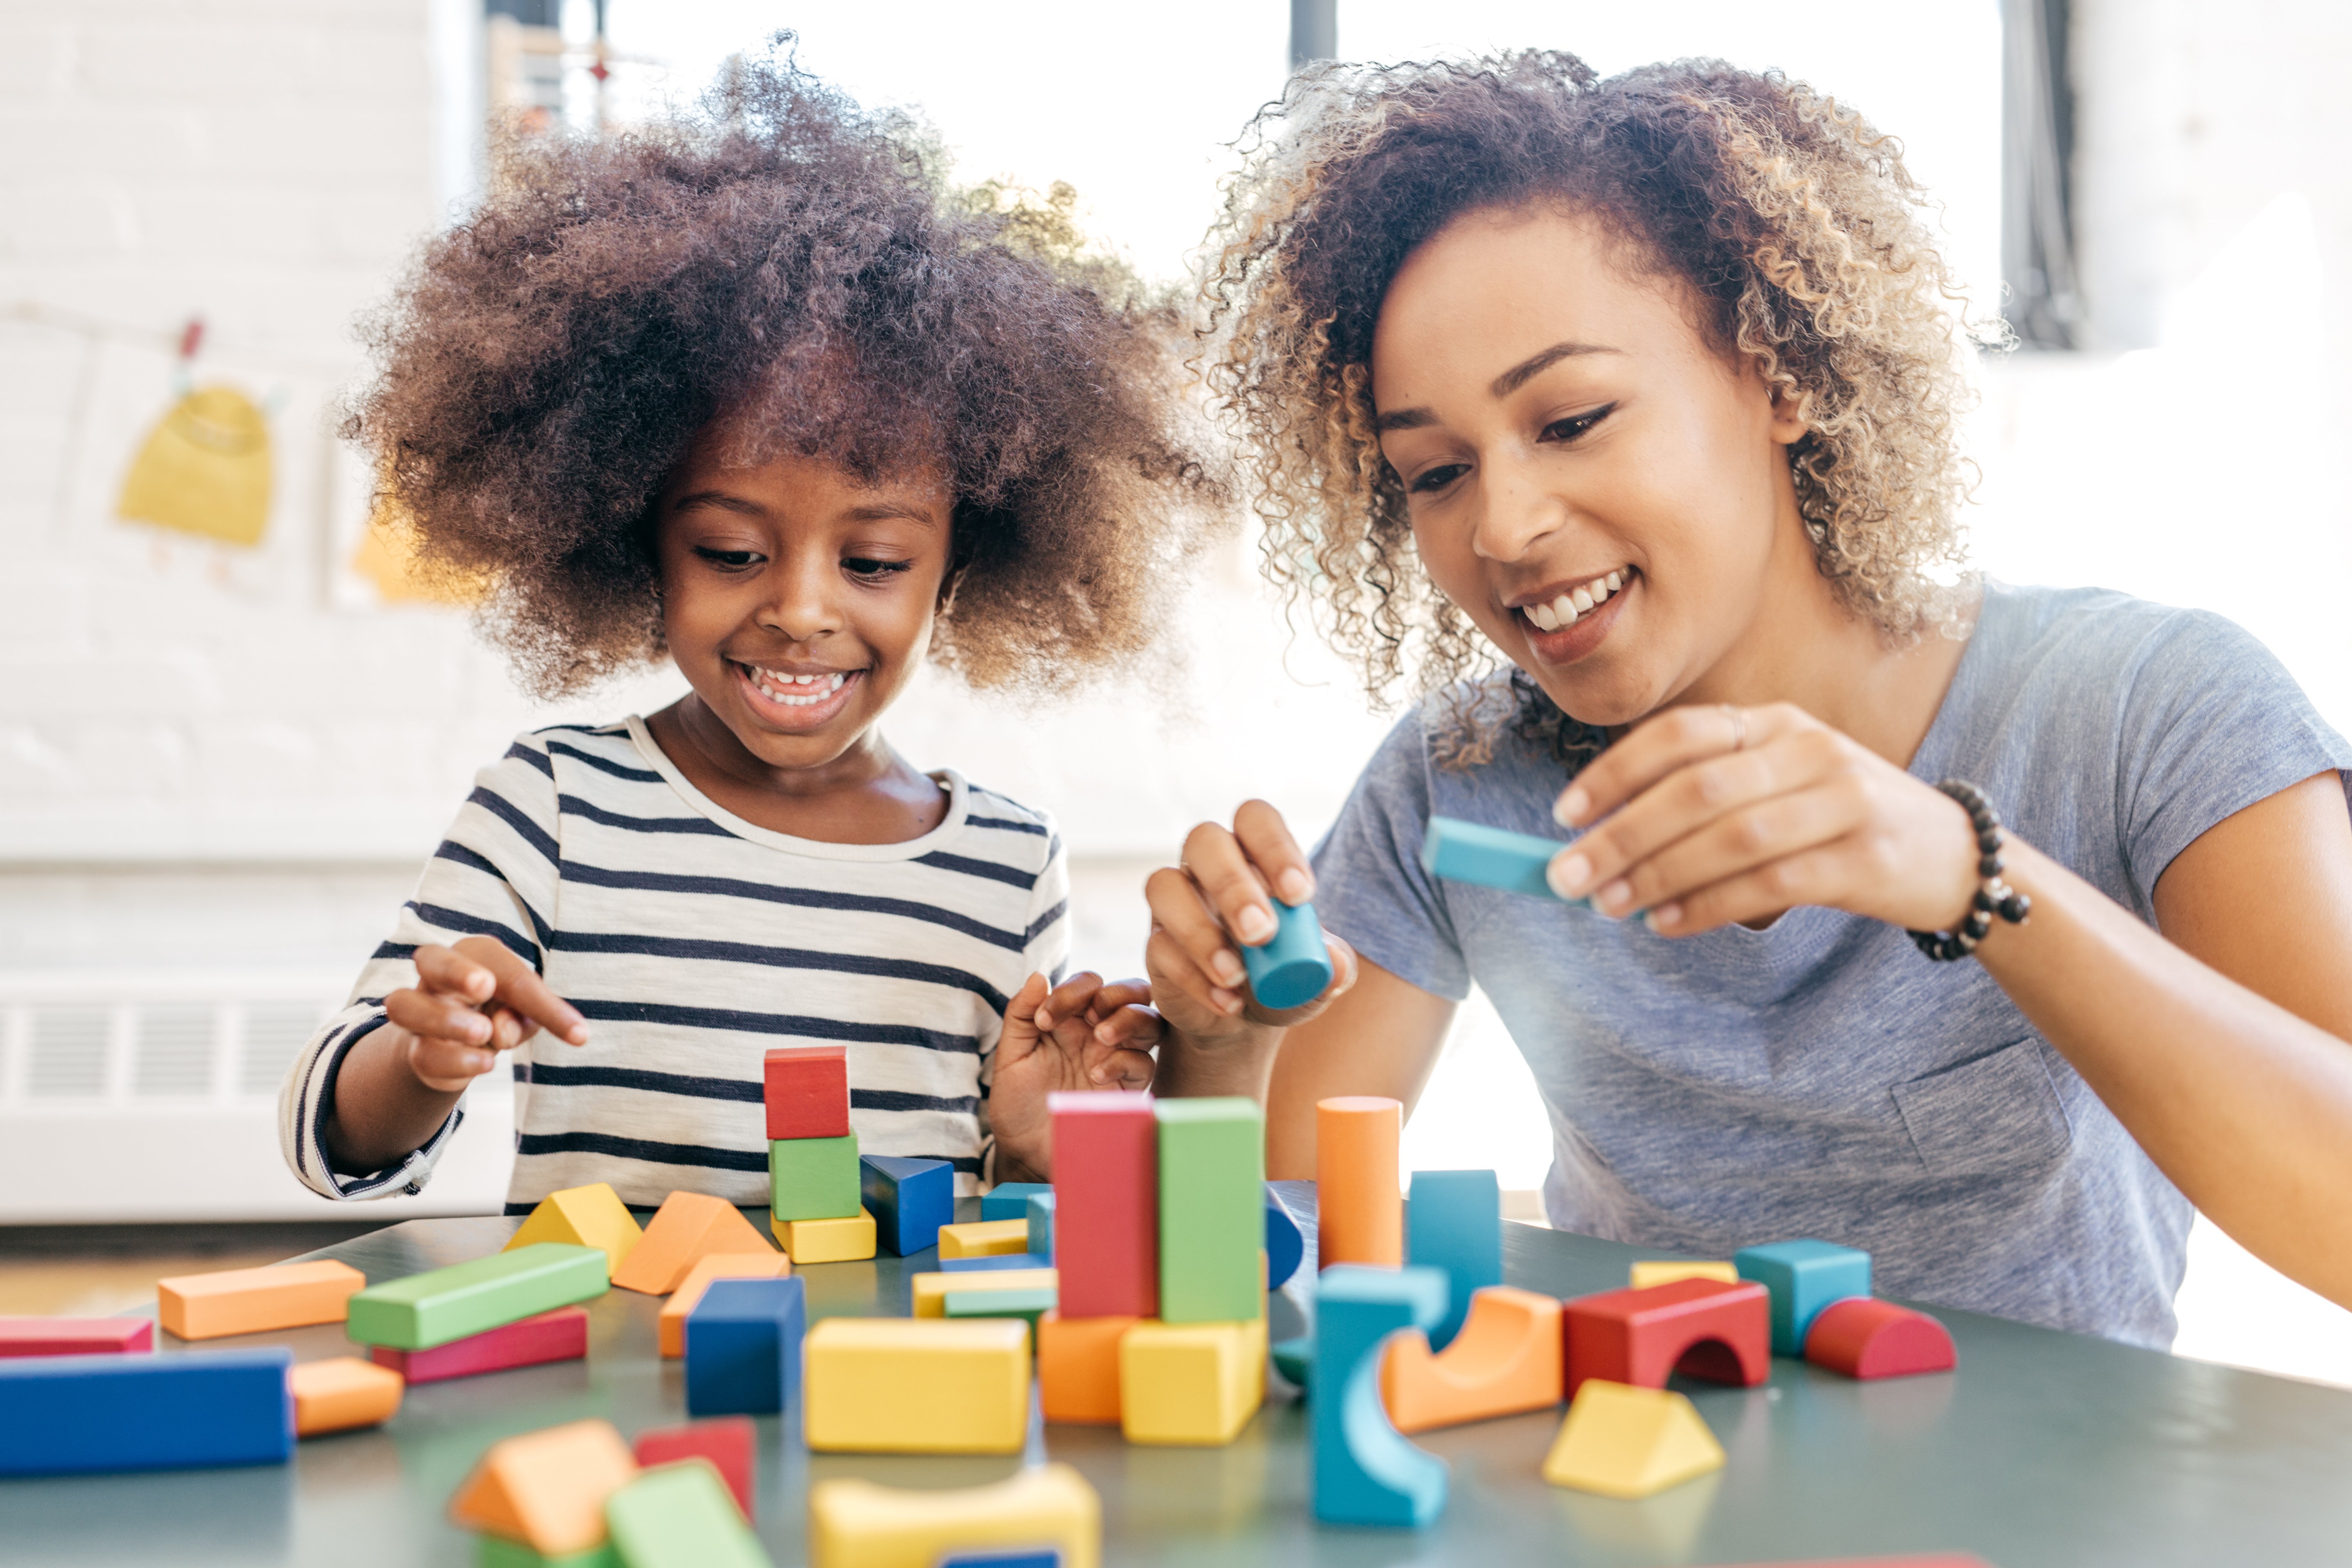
[
  {"left": 277, "top": 734, "right": 566, "bottom": 1200},
  {"left": 1310, "top": 709, "right": 1474, "bottom": 1002}
]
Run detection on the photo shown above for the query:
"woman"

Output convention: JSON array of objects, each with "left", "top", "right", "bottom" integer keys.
[{"left": 1140, "top": 53, "right": 2352, "bottom": 1345}]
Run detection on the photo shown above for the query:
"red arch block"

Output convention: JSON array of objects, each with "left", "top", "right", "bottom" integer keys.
[
  {"left": 1563, "top": 1277, "right": 1771, "bottom": 1397},
  {"left": 1803, "top": 1297, "right": 1956, "bottom": 1379}
]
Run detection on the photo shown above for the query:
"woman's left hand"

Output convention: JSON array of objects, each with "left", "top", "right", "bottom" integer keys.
[{"left": 1545, "top": 702, "right": 1982, "bottom": 937}]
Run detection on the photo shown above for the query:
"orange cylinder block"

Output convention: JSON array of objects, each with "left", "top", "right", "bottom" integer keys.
[{"left": 1316, "top": 1097, "right": 1403, "bottom": 1268}]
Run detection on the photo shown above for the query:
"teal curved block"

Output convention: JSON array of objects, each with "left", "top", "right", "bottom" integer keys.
[
  {"left": 1265, "top": 1187, "right": 1305, "bottom": 1290},
  {"left": 1313, "top": 1265, "right": 1449, "bottom": 1528},
  {"left": 1241, "top": 898, "right": 1333, "bottom": 1010},
  {"left": 1406, "top": 1169, "right": 1500, "bottom": 1350},
  {"left": 1735, "top": 1238, "right": 1871, "bottom": 1354}
]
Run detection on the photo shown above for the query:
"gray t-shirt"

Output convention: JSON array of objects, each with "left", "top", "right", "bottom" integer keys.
[{"left": 1312, "top": 583, "right": 2352, "bottom": 1347}]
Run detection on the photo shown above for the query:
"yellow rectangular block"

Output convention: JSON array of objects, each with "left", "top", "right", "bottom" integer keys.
[
  {"left": 1118, "top": 1317, "right": 1266, "bottom": 1446},
  {"left": 773, "top": 1208, "right": 877, "bottom": 1263},
  {"left": 505, "top": 1182, "right": 644, "bottom": 1274},
  {"left": 289, "top": 1355, "right": 404, "bottom": 1436},
  {"left": 911, "top": 1268, "right": 1057, "bottom": 1319},
  {"left": 936, "top": 1219, "right": 1031, "bottom": 1259},
  {"left": 450, "top": 1418, "right": 638, "bottom": 1555},
  {"left": 157, "top": 1259, "right": 367, "bottom": 1341},
  {"left": 808, "top": 1463, "right": 1100, "bottom": 1568},
  {"left": 1628, "top": 1260, "right": 1741, "bottom": 1291},
  {"left": 659, "top": 1252, "right": 792, "bottom": 1359},
  {"left": 611, "top": 1191, "right": 774, "bottom": 1294},
  {"left": 804, "top": 1318, "right": 1030, "bottom": 1454}
]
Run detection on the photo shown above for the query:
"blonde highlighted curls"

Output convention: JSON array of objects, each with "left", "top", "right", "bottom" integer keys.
[{"left": 1203, "top": 52, "right": 1984, "bottom": 757}]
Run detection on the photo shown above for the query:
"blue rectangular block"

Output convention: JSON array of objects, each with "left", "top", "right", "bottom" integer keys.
[
  {"left": 1314, "top": 1265, "right": 1449, "bottom": 1527},
  {"left": 1026, "top": 1190, "right": 1056, "bottom": 1264},
  {"left": 938, "top": 1554, "right": 1062, "bottom": 1568},
  {"left": 980, "top": 1181, "right": 1052, "bottom": 1223},
  {"left": 685, "top": 1276, "right": 806, "bottom": 1417},
  {"left": 0, "top": 1348, "right": 293, "bottom": 1476},
  {"left": 1407, "top": 1170, "right": 1502, "bottom": 1351},
  {"left": 862, "top": 1154, "right": 955, "bottom": 1257},
  {"left": 1419, "top": 817, "right": 1585, "bottom": 902},
  {"left": 1735, "top": 1238, "right": 1872, "bottom": 1354},
  {"left": 938, "top": 1253, "right": 1052, "bottom": 1273}
]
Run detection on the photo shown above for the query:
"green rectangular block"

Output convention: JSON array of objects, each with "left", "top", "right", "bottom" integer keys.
[
  {"left": 1155, "top": 1096, "right": 1266, "bottom": 1323},
  {"left": 345, "top": 1242, "right": 608, "bottom": 1351},
  {"left": 769, "top": 1133, "right": 860, "bottom": 1221},
  {"left": 942, "top": 1285, "right": 1055, "bottom": 1339},
  {"left": 605, "top": 1460, "right": 768, "bottom": 1568},
  {"left": 477, "top": 1534, "right": 619, "bottom": 1568}
]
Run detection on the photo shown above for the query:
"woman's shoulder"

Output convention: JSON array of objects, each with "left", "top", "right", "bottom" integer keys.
[{"left": 1973, "top": 580, "right": 2274, "bottom": 679}]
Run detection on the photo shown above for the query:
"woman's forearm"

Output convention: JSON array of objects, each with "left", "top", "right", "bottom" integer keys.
[
  {"left": 1152, "top": 1024, "right": 1284, "bottom": 1103},
  {"left": 321, "top": 1025, "right": 469, "bottom": 1174}
]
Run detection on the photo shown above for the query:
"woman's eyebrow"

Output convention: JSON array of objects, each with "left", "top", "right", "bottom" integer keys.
[{"left": 1489, "top": 340, "right": 1622, "bottom": 398}]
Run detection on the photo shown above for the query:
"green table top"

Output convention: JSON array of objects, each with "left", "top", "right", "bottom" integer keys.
[{"left": 4, "top": 1187, "right": 2349, "bottom": 1567}]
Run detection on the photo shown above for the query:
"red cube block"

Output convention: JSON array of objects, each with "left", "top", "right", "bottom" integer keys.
[
  {"left": 365, "top": 1305, "right": 588, "bottom": 1383},
  {"left": 1051, "top": 1091, "right": 1158, "bottom": 1319},
  {"left": 1562, "top": 1276, "right": 1771, "bottom": 1396},
  {"left": 764, "top": 1046, "right": 850, "bottom": 1140},
  {"left": 0, "top": 1316, "right": 154, "bottom": 1357},
  {"left": 1803, "top": 1297, "right": 1957, "bottom": 1379},
  {"left": 633, "top": 1416, "right": 756, "bottom": 1519}
]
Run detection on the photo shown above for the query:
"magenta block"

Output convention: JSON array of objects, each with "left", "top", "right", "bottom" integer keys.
[
  {"left": 364, "top": 1305, "right": 588, "bottom": 1383},
  {"left": 0, "top": 1317, "right": 154, "bottom": 1357}
]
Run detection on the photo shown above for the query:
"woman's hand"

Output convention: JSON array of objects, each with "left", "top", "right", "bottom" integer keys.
[
  {"left": 385, "top": 937, "right": 588, "bottom": 1091},
  {"left": 990, "top": 971, "right": 1160, "bottom": 1180},
  {"left": 1545, "top": 702, "right": 1981, "bottom": 936}
]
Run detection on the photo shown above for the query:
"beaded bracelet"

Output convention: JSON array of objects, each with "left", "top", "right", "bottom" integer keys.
[{"left": 1908, "top": 780, "right": 2032, "bottom": 962}]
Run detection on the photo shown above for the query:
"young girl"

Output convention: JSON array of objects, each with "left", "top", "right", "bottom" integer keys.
[
  {"left": 1147, "top": 54, "right": 2352, "bottom": 1346},
  {"left": 281, "top": 54, "right": 1200, "bottom": 1210}
]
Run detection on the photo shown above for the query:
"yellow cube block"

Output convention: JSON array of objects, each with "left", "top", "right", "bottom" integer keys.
[
  {"left": 1628, "top": 1260, "right": 1741, "bottom": 1291},
  {"left": 911, "top": 1268, "right": 1057, "bottom": 1318},
  {"left": 1118, "top": 1317, "right": 1266, "bottom": 1447},
  {"left": 936, "top": 1219, "right": 1031, "bottom": 1259},
  {"left": 773, "top": 1208, "right": 878, "bottom": 1263},
  {"left": 1541, "top": 1379, "right": 1725, "bottom": 1498},
  {"left": 504, "top": 1183, "right": 643, "bottom": 1274},
  {"left": 808, "top": 1462, "right": 1100, "bottom": 1568},
  {"left": 804, "top": 1318, "right": 1030, "bottom": 1454}
]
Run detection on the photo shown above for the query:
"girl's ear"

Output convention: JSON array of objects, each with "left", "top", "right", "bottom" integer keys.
[{"left": 936, "top": 564, "right": 965, "bottom": 617}]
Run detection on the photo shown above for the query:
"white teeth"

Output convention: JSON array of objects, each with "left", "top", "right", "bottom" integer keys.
[
  {"left": 1527, "top": 601, "right": 1560, "bottom": 632},
  {"left": 1551, "top": 594, "right": 1579, "bottom": 626},
  {"left": 1606, "top": 571, "right": 1623, "bottom": 591},
  {"left": 1570, "top": 587, "right": 1594, "bottom": 614},
  {"left": 750, "top": 668, "right": 847, "bottom": 706}
]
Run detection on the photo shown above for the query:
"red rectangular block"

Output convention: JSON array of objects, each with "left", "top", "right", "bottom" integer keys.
[
  {"left": 633, "top": 1416, "right": 755, "bottom": 1520},
  {"left": 365, "top": 1305, "right": 588, "bottom": 1383},
  {"left": 0, "top": 1317, "right": 154, "bottom": 1357},
  {"left": 764, "top": 1046, "right": 850, "bottom": 1140},
  {"left": 1051, "top": 1092, "right": 1157, "bottom": 1319}
]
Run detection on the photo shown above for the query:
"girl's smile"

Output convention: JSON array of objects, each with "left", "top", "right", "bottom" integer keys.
[{"left": 731, "top": 660, "right": 864, "bottom": 730}]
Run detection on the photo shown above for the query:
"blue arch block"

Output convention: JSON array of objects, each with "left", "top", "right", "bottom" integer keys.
[
  {"left": 1406, "top": 1169, "right": 1501, "bottom": 1350},
  {"left": 1265, "top": 1186, "right": 1305, "bottom": 1290},
  {"left": 1313, "top": 1265, "right": 1449, "bottom": 1527}
]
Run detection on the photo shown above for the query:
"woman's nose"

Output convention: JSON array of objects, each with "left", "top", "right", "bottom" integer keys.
[{"left": 1471, "top": 454, "right": 1570, "bottom": 563}]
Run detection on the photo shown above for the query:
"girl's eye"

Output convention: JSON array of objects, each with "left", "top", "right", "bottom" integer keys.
[
  {"left": 844, "top": 557, "right": 914, "bottom": 580},
  {"left": 1540, "top": 402, "right": 1617, "bottom": 444},
  {"left": 1409, "top": 462, "right": 1470, "bottom": 495},
  {"left": 692, "top": 547, "right": 762, "bottom": 571}
]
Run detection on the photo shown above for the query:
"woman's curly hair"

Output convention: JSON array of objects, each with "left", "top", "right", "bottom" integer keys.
[
  {"left": 348, "top": 44, "right": 1219, "bottom": 699},
  {"left": 1203, "top": 51, "right": 1983, "bottom": 760}
]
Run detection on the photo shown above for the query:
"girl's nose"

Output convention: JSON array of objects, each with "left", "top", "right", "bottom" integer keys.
[{"left": 757, "top": 557, "right": 844, "bottom": 641}]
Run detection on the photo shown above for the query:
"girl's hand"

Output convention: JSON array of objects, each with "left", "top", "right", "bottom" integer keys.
[
  {"left": 1545, "top": 702, "right": 1981, "bottom": 937},
  {"left": 1143, "top": 800, "right": 1359, "bottom": 1042},
  {"left": 990, "top": 971, "right": 1160, "bottom": 1180},
  {"left": 384, "top": 937, "right": 589, "bottom": 1092}
]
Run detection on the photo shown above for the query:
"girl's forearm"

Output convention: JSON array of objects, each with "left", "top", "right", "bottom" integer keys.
[
  {"left": 1152, "top": 1024, "right": 1284, "bottom": 1103},
  {"left": 320, "top": 1025, "right": 468, "bottom": 1174}
]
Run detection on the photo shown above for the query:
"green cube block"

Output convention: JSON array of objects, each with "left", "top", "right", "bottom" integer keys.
[
  {"left": 942, "top": 1284, "right": 1055, "bottom": 1342},
  {"left": 477, "top": 1534, "right": 620, "bottom": 1568},
  {"left": 1155, "top": 1097, "right": 1265, "bottom": 1323},
  {"left": 605, "top": 1460, "right": 769, "bottom": 1568},
  {"left": 769, "top": 1134, "right": 860, "bottom": 1221},
  {"left": 345, "top": 1242, "right": 608, "bottom": 1351}
]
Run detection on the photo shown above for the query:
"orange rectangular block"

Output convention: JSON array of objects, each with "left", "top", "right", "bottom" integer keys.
[
  {"left": 158, "top": 1259, "right": 367, "bottom": 1341},
  {"left": 290, "top": 1355, "right": 404, "bottom": 1436},
  {"left": 450, "top": 1418, "right": 638, "bottom": 1555},
  {"left": 611, "top": 1192, "right": 775, "bottom": 1295},
  {"left": 659, "top": 1252, "right": 793, "bottom": 1359},
  {"left": 1316, "top": 1097, "right": 1402, "bottom": 1267},
  {"left": 1380, "top": 1285, "right": 1564, "bottom": 1434},
  {"left": 1038, "top": 1310, "right": 1136, "bottom": 1425}
]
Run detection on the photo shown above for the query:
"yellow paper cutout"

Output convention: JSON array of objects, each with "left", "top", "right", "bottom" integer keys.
[
  {"left": 116, "top": 385, "right": 272, "bottom": 547},
  {"left": 348, "top": 468, "right": 486, "bottom": 606}
]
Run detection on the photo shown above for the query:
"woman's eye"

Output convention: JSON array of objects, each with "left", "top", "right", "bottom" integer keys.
[
  {"left": 1409, "top": 462, "right": 1470, "bottom": 495},
  {"left": 844, "top": 557, "right": 914, "bottom": 579},
  {"left": 693, "top": 547, "right": 762, "bottom": 571},
  {"left": 1540, "top": 402, "right": 1617, "bottom": 444}
]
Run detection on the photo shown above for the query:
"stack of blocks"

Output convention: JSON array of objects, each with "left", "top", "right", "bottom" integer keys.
[
  {"left": 765, "top": 1046, "right": 876, "bottom": 1263},
  {"left": 452, "top": 1417, "right": 768, "bottom": 1568}
]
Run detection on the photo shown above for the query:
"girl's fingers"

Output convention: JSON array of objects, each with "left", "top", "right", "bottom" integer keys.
[
  {"left": 412, "top": 944, "right": 496, "bottom": 1004},
  {"left": 1006, "top": 972, "right": 1049, "bottom": 1023},
  {"left": 1145, "top": 865, "right": 1247, "bottom": 990},
  {"left": 1592, "top": 775, "right": 1871, "bottom": 919},
  {"left": 1555, "top": 701, "right": 1807, "bottom": 828},
  {"left": 1087, "top": 1046, "right": 1158, "bottom": 1091},
  {"left": 450, "top": 937, "right": 590, "bottom": 1046},
  {"left": 1233, "top": 799, "right": 1315, "bottom": 908},
  {"left": 386, "top": 987, "right": 493, "bottom": 1046},
  {"left": 1037, "top": 971, "right": 1105, "bottom": 1033},
  {"left": 1084, "top": 979, "right": 1154, "bottom": 1025},
  {"left": 1091, "top": 1002, "right": 1164, "bottom": 1050},
  {"left": 407, "top": 1035, "right": 498, "bottom": 1092},
  {"left": 1180, "top": 820, "right": 1278, "bottom": 948}
]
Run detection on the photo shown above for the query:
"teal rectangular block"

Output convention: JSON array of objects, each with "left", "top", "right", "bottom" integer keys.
[
  {"left": 1025, "top": 1190, "right": 1056, "bottom": 1264},
  {"left": 943, "top": 1285, "right": 1055, "bottom": 1341},
  {"left": 1406, "top": 1170, "right": 1502, "bottom": 1351},
  {"left": 769, "top": 1133, "right": 860, "bottom": 1221},
  {"left": 1735, "top": 1238, "right": 1871, "bottom": 1354},
  {"left": 1419, "top": 817, "right": 1585, "bottom": 902},
  {"left": 604, "top": 1459, "right": 768, "bottom": 1568},
  {"left": 1155, "top": 1097, "right": 1264, "bottom": 1323},
  {"left": 980, "top": 1181, "right": 1050, "bottom": 1222},
  {"left": 345, "top": 1243, "right": 607, "bottom": 1352}
]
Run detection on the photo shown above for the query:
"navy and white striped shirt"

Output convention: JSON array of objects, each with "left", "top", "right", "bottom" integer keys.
[{"left": 278, "top": 718, "right": 1067, "bottom": 1209}]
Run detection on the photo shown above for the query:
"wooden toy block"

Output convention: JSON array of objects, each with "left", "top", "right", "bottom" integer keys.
[
  {"left": 372, "top": 1305, "right": 588, "bottom": 1383},
  {"left": 1049, "top": 1091, "right": 1157, "bottom": 1318},
  {"left": 1630, "top": 1260, "right": 1740, "bottom": 1291},
  {"left": 1419, "top": 816, "right": 1580, "bottom": 901},
  {"left": 1312, "top": 1265, "right": 1448, "bottom": 1526},
  {"left": 1698, "top": 1559, "right": 1993, "bottom": 1568},
  {"left": 633, "top": 1417, "right": 755, "bottom": 1520},
  {"left": 1270, "top": 1335, "right": 1310, "bottom": 1390},
  {"left": 157, "top": 1258, "right": 366, "bottom": 1340},
  {"left": 348, "top": 1243, "right": 609, "bottom": 1352},
  {"left": 1240, "top": 897, "right": 1333, "bottom": 1009},
  {"left": 981, "top": 1181, "right": 1052, "bottom": 1222},
  {"left": 913, "top": 1268, "right": 1058, "bottom": 1318},
  {"left": 1316, "top": 1097, "right": 1403, "bottom": 1268},
  {"left": 610, "top": 1192, "right": 772, "bottom": 1295},
  {"left": 451, "top": 1418, "right": 637, "bottom": 1555},
  {"left": 506, "top": 1183, "right": 644, "bottom": 1274},
  {"left": 764, "top": 1044, "right": 849, "bottom": 1140},
  {"left": 477, "top": 1535, "right": 620, "bottom": 1568},
  {"left": 942, "top": 1253, "right": 1051, "bottom": 1273},
  {"left": 770, "top": 1134, "right": 862, "bottom": 1221},
  {"left": 604, "top": 1458, "right": 770, "bottom": 1568},
  {"left": 1735, "top": 1238, "right": 1872, "bottom": 1354},
  {"left": 1563, "top": 1276, "right": 1771, "bottom": 1396},
  {"left": 1264, "top": 1187, "right": 1304, "bottom": 1290},
  {"left": 685, "top": 1276, "right": 806, "bottom": 1417},
  {"left": 0, "top": 1316, "right": 152, "bottom": 1356},
  {"left": 1379, "top": 1285, "right": 1563, "bottom": 1434},
  {"left": 1025, "top": 1191, "right": 1056, "bottom": 1262},
  {"left": 939, "top": 1218, "right": 1033, "bottom": 1259},
  {"left": 1541, "top": 1377, "right": 1724, "bottom": 1498},
  {"left": 659, "top": 1254, "right": 790, "bottom": 1359},
  {"left": 290, "top": 1355, "right": 403, "bottom": 1436},
  {"left": 803, "top": 1318, "right": 1030, "bottom": 1454},
  {"left": 0, "top": 1346, "right": 293, "bottom": 1475},
  {"left": 945, "top": 1285, "right": 1055, "bottom": 1339},
  {"left": 1804, "top": 1297, "right": 1958, "bottom": 1379},
  {"left": 1119, "top": 1317, "right": 1267, "bottom": 1446},
  {"left": 860, "top": 1154, "right": 954, "bottom": 1257},
  {"left": 935, "top": 1554, "right": 1058, "bottom": 1568},
  {"left": 771, "top": 1209, "right": 877, "bottom": 1263},
  {"left": 1036, "top": 1310, "right": 1134, "bottom": 1425},
  {"left": 1406, "top": 1169, "right": 1502, "bottom": 1350},
  {"left": 1155, "top": 1096, "right": 1265, "bottom": 1323},
  {"left": 808, "top": 1463, "right": 1098, "bottom": 1568}
]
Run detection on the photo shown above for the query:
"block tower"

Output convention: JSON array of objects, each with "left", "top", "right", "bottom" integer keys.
[{"left": 765, "top": 1046, "right": 876, "bottom": 1263}]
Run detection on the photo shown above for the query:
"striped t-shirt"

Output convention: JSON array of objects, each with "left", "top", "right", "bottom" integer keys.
[{"left": 278, "top": 718, "right": 1068, "bottom": 1210}]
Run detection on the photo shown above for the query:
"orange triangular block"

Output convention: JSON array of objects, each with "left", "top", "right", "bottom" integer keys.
[
  {"left": 450, "top": 1419, "right": 638, "bottom": 1554},
  {"left": 504, "top": 1183, "right": 643, "bottom": 1274},
  {"left": 611, "top": 1192, "right": 774, "bottom": 1295},
  {"left": 1541, "top": 1379, "right": 1724, "bottom": 1499}
]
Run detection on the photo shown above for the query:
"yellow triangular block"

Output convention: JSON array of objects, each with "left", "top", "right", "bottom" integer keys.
[
  {"left": 504, "top": 1183, "right": 643, "bottom": 1273},
  {"left": 1541, "top": 1379, "right": 1725, "bottom": 1499}
]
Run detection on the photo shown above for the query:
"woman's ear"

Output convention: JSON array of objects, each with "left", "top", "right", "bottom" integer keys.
[{"left": 1767, "top": 383, "right": 1813, "bottom": 446}]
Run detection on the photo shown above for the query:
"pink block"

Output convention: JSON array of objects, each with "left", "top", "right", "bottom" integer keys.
[
  {"left": 634, "top": 1417, "right": 755, "bottom": 1520},
  {"left": 0, "top": 1316, "right": 154, "bottom": 1357},
  {"left": 365, "top": 1305, "right": 588, "bottom": 1383}
]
